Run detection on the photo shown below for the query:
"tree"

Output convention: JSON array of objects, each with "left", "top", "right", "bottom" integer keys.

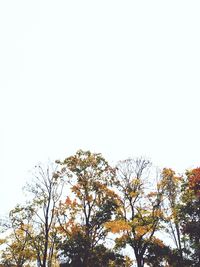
[
  {"left": 4, "top": 149, "right": 200, "bottom": 266},
  {"left": 59, "top": 243, "right": 132, "bottom": 267},
  {"left": 0, "top": 211, "right": 34, "bottom": 267},
  {"left": 105, "top": 158, "right": 165, "bottom": 267},
  {"left": 56, "top": 150, "right": 121, "bottom": 267},
  {"left": 143, "top": 238, "right": 170, "bottom": 267},
  {"left": 179, "top": 168, "right": 200, "bottom": 266},
  {"left": 161, "top": 168, "right": 186, "bottom": 263},
  {"left": 9, "top": 163, "right": 65, "bottom": 267}
]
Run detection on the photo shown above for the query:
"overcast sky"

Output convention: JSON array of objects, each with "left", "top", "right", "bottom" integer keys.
[{"left": 1, "top": 0, "right": 200, "bottom": 215}]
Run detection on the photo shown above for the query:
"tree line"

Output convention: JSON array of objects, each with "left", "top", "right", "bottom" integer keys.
[{"left": 0, "top": 150, "right": 200, "bottom": 267}]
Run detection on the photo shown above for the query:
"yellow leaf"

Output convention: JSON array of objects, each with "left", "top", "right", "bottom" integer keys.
[{"left": 105, "top": 220, "right": 131, "bottom": 233}]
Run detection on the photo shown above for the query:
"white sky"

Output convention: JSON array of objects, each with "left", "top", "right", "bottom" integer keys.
[{"left": 1, "top": 0, "right": 200, "bottom": 215}]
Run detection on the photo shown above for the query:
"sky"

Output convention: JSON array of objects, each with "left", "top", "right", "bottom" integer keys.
[{"left": 1, "top": 0, "right": 200, "bottom": 215}]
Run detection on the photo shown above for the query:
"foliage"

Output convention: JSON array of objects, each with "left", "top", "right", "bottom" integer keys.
[
  {"left": 179, "top": 168, "right": 200, "bottom": 266},
  {"left": 1, "top": 150, "right": 200, "bottom": 267},
  {"left": 0, "top": 224, "right": 34, "bottom": 267},
  {"left": 59, "top": 243, "right": 132, "bottom": 267},
  {"left": 161, "top": 168, "right": 186, "bottom": 263},
  {"left": 1, "top": 164, "right": 64, "bottom": 267},
  {"left": 144, "top": 238, "right": 171, "bottom": 267},
  {"left": 57, "top": 150, "right": 119, "bottom": 267},
  {"left": 106, "top": 158, "right": 165, "bottom": 267}
]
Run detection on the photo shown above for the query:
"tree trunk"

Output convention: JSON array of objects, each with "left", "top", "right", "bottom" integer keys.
[
  {"left": 136, "top": 257, "right": 144, "bottom": 267},
  {"left": 135, "top": 249, "right": 144, "bottom": 267}
]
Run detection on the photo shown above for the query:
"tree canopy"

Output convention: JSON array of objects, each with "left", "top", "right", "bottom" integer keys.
[{"left": 0, "top": 150, "right": 200, "bottom": 267}]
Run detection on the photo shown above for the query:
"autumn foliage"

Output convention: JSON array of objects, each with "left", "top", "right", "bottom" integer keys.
[
  {"left": 0, "top": 150, "right": 200, "bottom": 267},
  {"left": 188, "top": 167, "right": 200, "bottom": 197}
]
